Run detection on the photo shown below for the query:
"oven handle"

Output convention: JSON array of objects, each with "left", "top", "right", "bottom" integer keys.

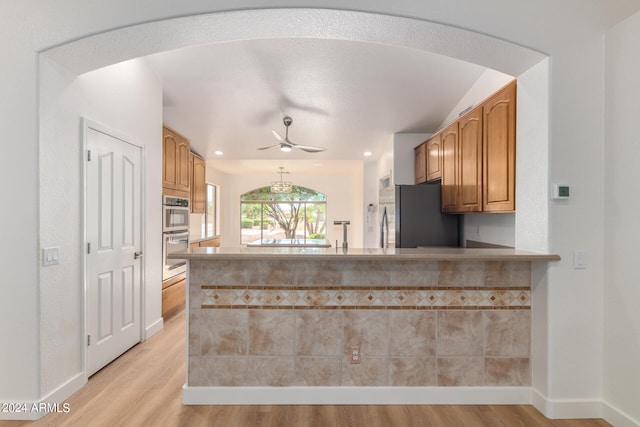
[{"left": 164, "top": 231, "right": 189, "bottom": 244}]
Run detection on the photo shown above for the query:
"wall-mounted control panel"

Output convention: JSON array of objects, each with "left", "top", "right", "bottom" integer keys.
[{"left": 552, "top": 184, "right": 570, "bottom": 200}]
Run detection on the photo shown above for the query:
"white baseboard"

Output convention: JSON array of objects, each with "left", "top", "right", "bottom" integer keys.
[
  {"left": 531, "top": 388, "right": 602, "bottom": 420},
  {"left": 183, "top": 386, "right": 532, "bottom": 405},
  {"left": 144, "top": 317, "right": 163, "bottom": 341},
  {"left": 531, "top": 391, "right": 640, "bottom": 426},
  {"left": 0, "top": 373, "right": 85, "bottom": 421},
  {"left": 602, "top": 401, "right": 640, "bottom": 427}
]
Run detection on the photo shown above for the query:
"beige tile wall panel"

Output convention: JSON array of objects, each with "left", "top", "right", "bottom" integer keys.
[{"left": 187, "top": 258, "right": 539, "bottom": 387}]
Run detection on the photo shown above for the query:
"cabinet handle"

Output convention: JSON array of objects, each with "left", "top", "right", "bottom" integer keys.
[{"left": 134, "top": 251, "right": 144, "bottom": 259}]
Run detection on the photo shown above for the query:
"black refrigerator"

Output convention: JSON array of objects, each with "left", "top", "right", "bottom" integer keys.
[{"left": 381, "top": 184, "right": 460, "bottom": 248}]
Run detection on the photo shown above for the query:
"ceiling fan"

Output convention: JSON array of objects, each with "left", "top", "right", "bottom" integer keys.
[{"left": 258, "top": 116, "right": 327, "bottom": 153}]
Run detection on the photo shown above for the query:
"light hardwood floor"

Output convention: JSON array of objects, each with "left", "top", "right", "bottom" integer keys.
[{"left": 1, "top": 308, "right": 611, "bottom": 427}]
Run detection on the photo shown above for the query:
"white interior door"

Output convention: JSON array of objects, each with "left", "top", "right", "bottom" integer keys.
[{"left": 85, "top": 123, "right": 142, "bottom": 377}]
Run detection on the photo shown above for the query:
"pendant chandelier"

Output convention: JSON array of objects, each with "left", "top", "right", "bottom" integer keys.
[{"left": 270, "top": 166, "right": 292, "bottom": 194}]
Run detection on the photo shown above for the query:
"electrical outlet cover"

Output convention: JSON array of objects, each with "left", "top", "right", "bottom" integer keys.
[{"left": 350, "top": 345, "right": 361, "bottom": 364}]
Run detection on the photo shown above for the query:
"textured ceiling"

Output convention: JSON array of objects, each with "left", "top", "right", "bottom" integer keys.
[
  {"left": 44, "top": 8, "right": 547, "bottom": 173},
  {"left": 145, "top": 38, "right": 490, "bottom": 167}
]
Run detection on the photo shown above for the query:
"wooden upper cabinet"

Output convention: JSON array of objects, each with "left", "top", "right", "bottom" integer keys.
[
  {"left": 440, "top": 122, "right": 459, "bottom": 213},
  {"left": 176, "top": 138, "right": 191, "bottom": 193},
  {"left": 483, "top": 81, "right": 516, "bottom": 212},
  {"left": 436, "top": 79, "right": 516, "bottom": 214},
  {"left": 163, "top": 126, "right": 191, "bottom": 196},
  {"left": 426, "top": 133, "right": 442, "bottom": 182},
  {"left": 191, "top": 154, "right": 206, "bottom": 214},
  {"left": 162, "top": 129, "right": 178, "bottom": 190},
  {"left": 414, "top": 142, "right": 427, "bottom": 184},
  {"left": 457, "top": 106, "right": 483, "bottom": 212}
]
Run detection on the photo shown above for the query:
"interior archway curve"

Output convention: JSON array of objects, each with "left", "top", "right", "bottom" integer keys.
[{"left": 42, "top": 8, "right": 546, "bottom": 76}]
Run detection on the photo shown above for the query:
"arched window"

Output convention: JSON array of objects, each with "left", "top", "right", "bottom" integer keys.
[{"left": 240, "top": 186, "right": 327, "bottom": 246}]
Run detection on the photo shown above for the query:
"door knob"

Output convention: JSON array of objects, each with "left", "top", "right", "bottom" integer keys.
[{"left": 134, "top": 251, "right": 143, "bottom": 259}]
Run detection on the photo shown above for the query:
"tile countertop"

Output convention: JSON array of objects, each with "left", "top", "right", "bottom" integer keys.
[{"left": 170, "top": 246, "right": 560, "bottom": 262}]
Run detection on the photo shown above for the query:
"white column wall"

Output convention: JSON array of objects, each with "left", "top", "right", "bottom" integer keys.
[
  {"left": 0, "top": 35, "right": 40, "bottom": 404},
  {"left": 603, "top": 11, "right": 640, "bottom": 427},
  {"left": 544, "top": 39, "right": 606, "bottom": 412}
]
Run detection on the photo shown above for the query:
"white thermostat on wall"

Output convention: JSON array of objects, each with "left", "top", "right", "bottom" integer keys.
[{"left": 552, "top": 184, "right": 571, "bottom": 200}]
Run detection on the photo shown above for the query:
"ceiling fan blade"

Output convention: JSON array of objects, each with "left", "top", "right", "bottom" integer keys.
[
  {"left": 271, "top": 130, "right": 284, "bottom": 141},
  {"left": 295, "top": 145, "right": 327, "bottom": 153},
  {"left": 257, "top": 143, "right": 280, "bottom": 150}
]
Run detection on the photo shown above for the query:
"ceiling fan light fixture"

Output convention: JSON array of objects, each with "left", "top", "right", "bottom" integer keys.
[{"left": 258, "top": 116, "right": 327, "bottom": 153}]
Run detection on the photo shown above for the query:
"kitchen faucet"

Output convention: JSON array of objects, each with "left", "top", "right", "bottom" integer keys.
[{"left": 333, "top": 220, "right": 350, "bottom": 250}]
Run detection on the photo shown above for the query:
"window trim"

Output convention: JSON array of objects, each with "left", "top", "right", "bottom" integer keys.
[{"left": 204, "top": 182, "right": 217, "bottom": 238}]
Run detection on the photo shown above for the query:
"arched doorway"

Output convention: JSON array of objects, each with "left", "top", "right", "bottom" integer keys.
[{"left": 36, "top": 7, "right": 550, "bottom": 404}]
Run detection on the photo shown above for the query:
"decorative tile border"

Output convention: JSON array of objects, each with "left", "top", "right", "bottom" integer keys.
[{"left": 201, "top": 285, "right": 530, "bottom": 310}]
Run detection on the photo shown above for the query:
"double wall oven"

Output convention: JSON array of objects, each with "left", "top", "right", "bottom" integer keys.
[{"left": 162, "top": 195, "right": 189, "bottom": 281}]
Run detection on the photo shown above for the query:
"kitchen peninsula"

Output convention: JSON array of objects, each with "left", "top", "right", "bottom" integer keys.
[{"left": 173, "top": 247, "right": 559, "bottom": 405}]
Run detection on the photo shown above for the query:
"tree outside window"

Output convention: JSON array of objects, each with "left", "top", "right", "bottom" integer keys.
[{"left": 240, "top": 186, "right": 326, "bottom": 245}]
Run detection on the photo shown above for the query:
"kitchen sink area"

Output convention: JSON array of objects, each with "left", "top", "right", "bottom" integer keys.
[{"left": 246, "top": 238, "right": 332, "bottom": 248}]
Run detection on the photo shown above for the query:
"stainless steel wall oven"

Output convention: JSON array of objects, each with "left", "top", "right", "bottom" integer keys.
[
  {"left": 162, "top": 196, "right": 189, "bottom": 280},
  {"left": 163, "top": 195, "right": 189, "bottom": 232}
]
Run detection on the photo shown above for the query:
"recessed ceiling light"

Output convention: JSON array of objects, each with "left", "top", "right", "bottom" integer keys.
[
  {"left": 214, "top": 150, "right": 223, "bottom": 156},
  {"left": 364, "top": 151, "right": 372, "bottom": 157}
]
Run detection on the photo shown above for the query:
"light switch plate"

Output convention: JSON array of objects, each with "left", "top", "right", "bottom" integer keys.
[
  {"left": 573, "top": 250, "right": 586, "bottom": 269},
  {"left": 43, "top": 247, "right": 60, "bottom": 266}
]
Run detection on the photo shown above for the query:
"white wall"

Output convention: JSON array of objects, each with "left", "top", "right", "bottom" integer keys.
[
  {"left": 362, "top": 161, "right": 379, "bottom": 248},
  {"left": 437, "top": 69, "right": 514, "bottom": 131},
  {"left": 463, "top": 214, "right": 515, "bottom": 247},
  {"left": 603, "top": 11, "right": 640, "bottom": 426},
  {"left": 513, "top": 58, "right": 554, "bottom": 414},
  {"left": 2, "top": 1, "right": 639, "bottom": 422},
  {"left": 544, "top": 39, "right": 606, "bottom": 417},
  {"left": 0, "top": 8, "right": 41, "bottom": 403},
  {"left": 217, "top": 169, "right": 364, "bottom": 248},
  {"left": 38, "top": 57, "right": 163, "bottom": 397},
  {"left": 514, "top": 59, "right": 550, "bottom": 254}
]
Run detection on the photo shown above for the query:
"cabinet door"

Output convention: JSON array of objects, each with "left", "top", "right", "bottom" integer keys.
[
  {"left": 414, "top": 142, "right": 427, "bottom": 184},
  {"left": 176, "top": 137, "right": 191, "bottom": 193},
  {"left": 483, "top": 82, "right": 516, "bottom": 212},
  {"left": 426, "top": 133, "right": 442, "bottom": 182},
  {"left": 458, "top": 107, "right": 483, "bottom": 212},
  {"left": 440, "top": 122, "right": 458, "bottom": 213},
  {"left": 199, "top": 237, "right": 220, "bottom": 248},
  {"left": 191, "top": 154, "right": 206, "bottom": 213},
  {"left": 162, "top": 128, "right": 178, "bottom": 190}
]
